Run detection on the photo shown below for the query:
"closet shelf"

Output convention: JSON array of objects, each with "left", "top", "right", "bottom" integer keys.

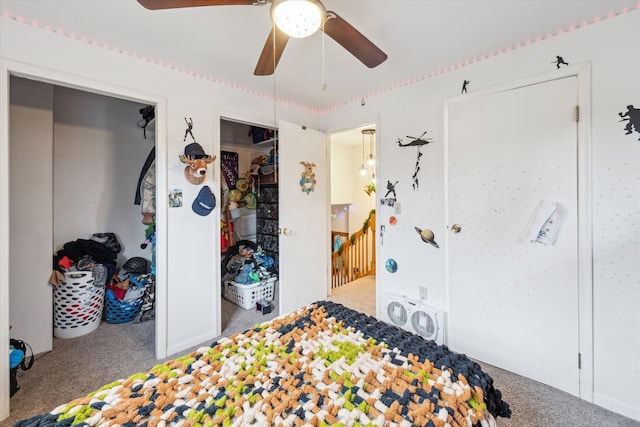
[{"left": 254, "top": 137, "right": 278, "bottom": 146}]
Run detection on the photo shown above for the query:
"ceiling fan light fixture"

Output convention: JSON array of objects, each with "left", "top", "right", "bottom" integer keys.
[{"left": 271, "top": 0, "right": 325, "bottom": 39}]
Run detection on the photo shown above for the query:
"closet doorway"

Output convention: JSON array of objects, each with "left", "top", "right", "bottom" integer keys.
[
  {"left": 219, "top": 117, "right": 280, "bottom": 333},
  {"left": 8, "top": 76, "right": 159, "bottom": 358}
]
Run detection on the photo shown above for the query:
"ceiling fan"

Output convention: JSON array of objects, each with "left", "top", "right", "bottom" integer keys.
[{"left": 137, "top": 0, "right": 388, "bottom": 76}]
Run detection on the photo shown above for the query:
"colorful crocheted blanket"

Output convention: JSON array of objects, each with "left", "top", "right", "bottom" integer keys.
[{"left": 15, "top": 301, "right": 510, "bottom": 427}]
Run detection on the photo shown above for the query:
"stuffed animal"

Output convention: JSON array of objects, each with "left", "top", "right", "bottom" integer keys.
[
  {"left": 179, "top": 142, "right": 216, "bottom": 185},
  {"left": 179, "top": 154, "right": 216, "bottom": 185},
  {"left": 227, "top": 188, "right": 243, "bottom": 210},
  {"left": 250, "top": 155, "right": 268, "bottom": 174}
]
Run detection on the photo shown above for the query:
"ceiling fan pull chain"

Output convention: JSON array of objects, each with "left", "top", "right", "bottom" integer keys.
[
  {"left": 272, "top": 21, "right": 277, "bottom": 130},
  {"left": 321, "top": 15, "right": 327, "bottom": 91}
]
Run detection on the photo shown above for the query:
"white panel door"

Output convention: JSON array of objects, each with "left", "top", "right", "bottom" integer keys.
[
  {"left": 278, "top": 121, "right": 329, "bottom": 314},
  {"left": 9, "top": 78, "right": 54, "bottom": 355},
  {"left": 446, "top": 77, "right": 579, "bottom": 394}
]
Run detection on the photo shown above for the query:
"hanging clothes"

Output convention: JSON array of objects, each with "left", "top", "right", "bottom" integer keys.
[
  {"left": 134, "top": 147, "right": 156, "bottom": 224},
  {"left": 141, "top": 160, "right": 156, "bottom": 224}
]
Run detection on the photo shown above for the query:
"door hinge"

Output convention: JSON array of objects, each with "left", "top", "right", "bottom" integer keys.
[
  {"left": 575, "top": 106, "right": 580, "bottom": 122},
  {"left": 578, "top": 352, "right": 582, "bottom": 369}
]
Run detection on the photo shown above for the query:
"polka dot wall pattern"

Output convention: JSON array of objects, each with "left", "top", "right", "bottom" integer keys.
[{"left": 593, "top": 161, "right": 640, "bottom": 328}]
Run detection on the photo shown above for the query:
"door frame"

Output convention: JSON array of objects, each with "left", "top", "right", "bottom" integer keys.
[
  {"left": 0, "top": 59, "right": 169, "bottom": 419},
  {"left": 444, "top": 62, "right": 593, "bottom": 400},
  {"left": 325, "top": 115, "right": 381, "bottom": 312},
  {"left": 214, "top": 109, "right": 277, "bottom": 337}
]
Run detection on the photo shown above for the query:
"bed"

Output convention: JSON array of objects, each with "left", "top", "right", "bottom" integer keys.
[{"left": 15, "top": 301, "right": 510, "bottom": 427}]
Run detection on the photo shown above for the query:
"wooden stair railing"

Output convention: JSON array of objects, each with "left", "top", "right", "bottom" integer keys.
[{"left": 331, "top": 210, "right": 376, "bottom": 289}]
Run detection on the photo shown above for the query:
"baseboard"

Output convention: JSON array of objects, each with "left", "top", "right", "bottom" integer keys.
[
  {"left": 593, "top": 392, "right": 640, "bottom": 422},
  {"left": 166, "top": 332, "right": 217, "bottom": 358}
]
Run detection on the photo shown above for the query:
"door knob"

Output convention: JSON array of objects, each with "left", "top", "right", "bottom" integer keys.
[
  {"left": 280, "top": 227, "right": 292, "bottom": 235},
  {"left": 451, "top": 224, "right": 462, "bottom": 233}
]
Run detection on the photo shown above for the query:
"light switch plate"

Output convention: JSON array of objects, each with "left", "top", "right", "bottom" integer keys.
[
  {"left": 394, "top": 203, "right": 401, "bottom": 215},
  {"left": 633, "top": 352, "right": 640, "bottom": 373},
  {"left": 419, "top": 286, "right": 428, "bottom": 300}
]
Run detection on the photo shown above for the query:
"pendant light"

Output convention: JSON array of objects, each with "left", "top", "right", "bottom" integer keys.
[
  {"left": 363, "top": 128, "right": 376, "bottom": 166},
  {"left": 359, "top": 129, "right": 367, "bottom": 176}
]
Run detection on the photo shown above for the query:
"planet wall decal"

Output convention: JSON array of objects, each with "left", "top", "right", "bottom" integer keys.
[
  {"left": 415, "top": 226, "right": 439, "bottom": 248},
  {"left": 385, "top": 258, "right": 398, "bottom": 273}
]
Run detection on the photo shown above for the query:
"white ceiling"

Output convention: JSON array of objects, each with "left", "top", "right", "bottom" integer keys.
[{"left": 1, "top": 0, "right": 636, "bottom": 113}]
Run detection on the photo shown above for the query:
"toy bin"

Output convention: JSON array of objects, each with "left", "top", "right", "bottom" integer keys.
[
  {"left": 103, "top": 290, "right": 143, "bottom": 324},
  {"left": 223, "top": 277, "right": 277, "bottom": 310},
  {"left": 53, "top": 271, "right": 104, "bottom": 339}
]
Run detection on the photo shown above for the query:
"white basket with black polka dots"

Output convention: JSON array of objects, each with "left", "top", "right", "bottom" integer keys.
[{"left": 53, "top": 271, "right": 104, "bottom": 339}]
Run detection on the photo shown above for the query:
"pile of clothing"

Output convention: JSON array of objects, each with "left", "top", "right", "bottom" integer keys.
[
  {"left": 224, "top": 240, "right": 275, "bottom": 285},
  {"left": 50, "top": 232, "right": 121, "bottom": 287},
  {"left": 107, "top": 257, "right": 155, "bottom": 323}
]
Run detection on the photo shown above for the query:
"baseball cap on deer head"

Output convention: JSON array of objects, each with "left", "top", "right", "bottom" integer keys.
[
  {"left": 184, "top": 142, "right": 207, "bottom": 159},
  {"left": 192, "top": 185, "right": 216, "bottom": 216}
]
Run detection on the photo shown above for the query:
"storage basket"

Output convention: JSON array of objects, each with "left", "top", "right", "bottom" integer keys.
[
  {"left": 223, "top": 277, "right": 276, "bottom": 310},
  {"left": 53, "top": 271, "right": 104, "bottom": 339},
  {"left": 103, "top": 290, "right": 143, "bottom": 324}
]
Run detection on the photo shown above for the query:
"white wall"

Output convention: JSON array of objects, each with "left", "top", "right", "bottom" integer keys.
[
  {"left": 320, "top": 11, "right": 640, "bottom": 420},
  {"left": 52, "top": 85, "right": 154, "bottom": 264},
  {"left": 330, "top": 141, "right": 376, "bottom": 237},
  {"left": 330, "top": 204, "right": 349, "bottom": 235},
  {"left": 330, "top": 142, "right": 353, "bottom": 204}
]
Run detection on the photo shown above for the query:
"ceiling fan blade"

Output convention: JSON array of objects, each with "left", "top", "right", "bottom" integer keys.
[
  {"left": 254, "top": 27, "right": 289, "bottom": 76},
  {"left": 137, "top": 0, "right": 256, "bottom": 10},
  {"left": 322, "top": 11, "right": 387, "bottom": 68}
]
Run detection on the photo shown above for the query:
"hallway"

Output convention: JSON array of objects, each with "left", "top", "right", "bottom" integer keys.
[{"left": 327, "top": 275, "right": 375, "bottom": 316}]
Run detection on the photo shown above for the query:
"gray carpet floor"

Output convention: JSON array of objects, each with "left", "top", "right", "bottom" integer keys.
[{"left": 3, "top": 277, "right": 639, "bottom": 426}]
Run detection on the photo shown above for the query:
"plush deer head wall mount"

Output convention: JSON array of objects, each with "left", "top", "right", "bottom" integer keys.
[{"left": 179, "top": 142, "right": 216, "bottom": 185}]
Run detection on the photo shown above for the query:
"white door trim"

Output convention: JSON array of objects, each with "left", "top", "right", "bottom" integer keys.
[
  {"left": 444, "top": 62, "right": 593, "bottom": 401},
  {"left": 0, "top": 59, "right": 169, "bottom": 420}
]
